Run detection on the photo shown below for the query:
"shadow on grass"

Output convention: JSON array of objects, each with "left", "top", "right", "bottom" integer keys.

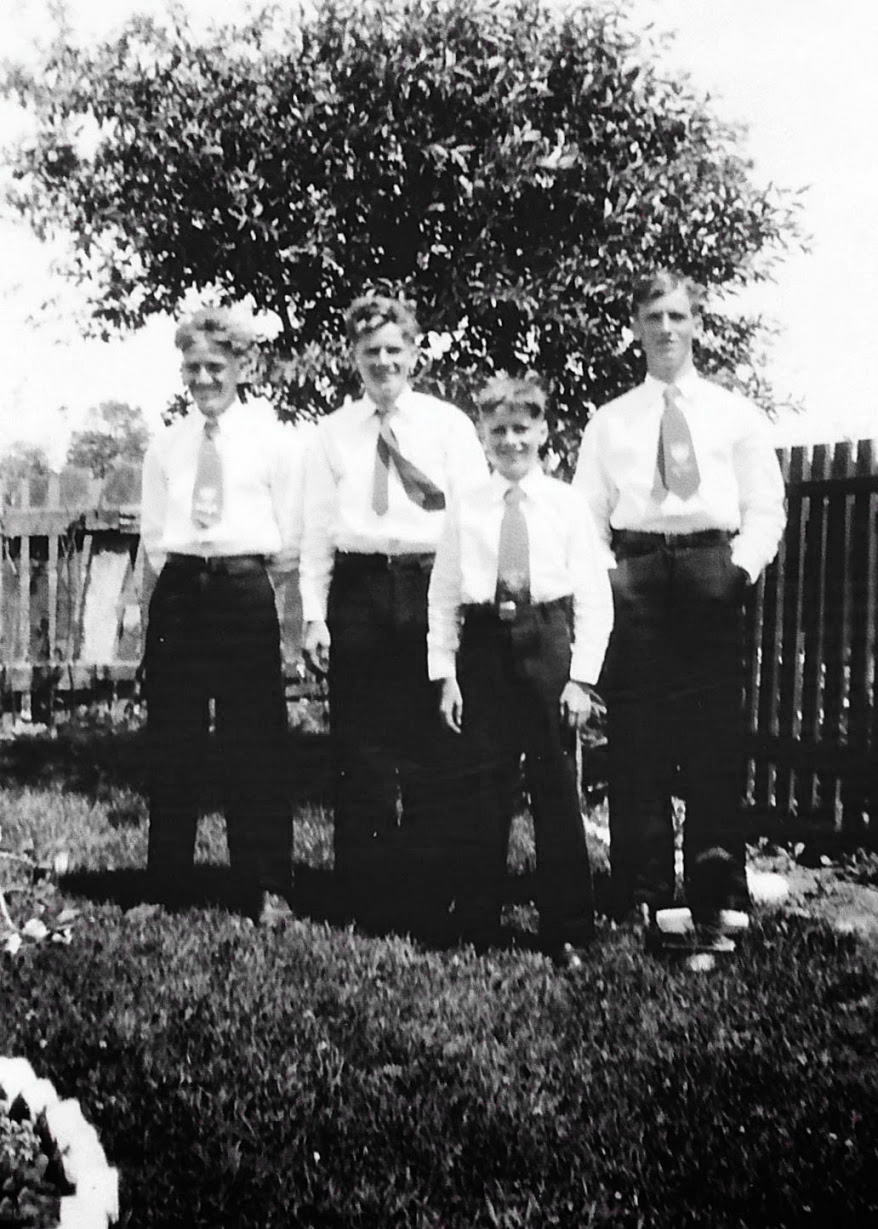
[
  {"left": 0, "top": 726, "right": 333, "bottom": 809},
  {"left": 58, "top": 860, "right": 612, "bottom": 953}
]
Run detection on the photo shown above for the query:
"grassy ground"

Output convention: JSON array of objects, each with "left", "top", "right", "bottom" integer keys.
[{"left": 1, "top": 720, "right": 877, "bottom": 1228}]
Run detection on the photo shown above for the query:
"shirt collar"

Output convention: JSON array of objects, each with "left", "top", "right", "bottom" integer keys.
[
  {"left": 489, "top": 466, "right": 544, "bottom": 499},
  {"left": 644, "top": 369, "right": 701, "bottom": 401},
  {"left": 360, "top": 385, "right": 416, "bottom": 421},
  {"left": 189, "top": 396, "right": 243, "bottom": 433}
]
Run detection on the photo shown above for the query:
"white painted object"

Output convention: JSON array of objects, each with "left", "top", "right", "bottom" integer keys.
[
  {"left": 0, "top": 1056, "right": 119, "bottom": 1226},
  {"left": 655, "top": 907, "right": 750, "bottom": 936},
  {"left": 686, "top": 953, "right": 717, "bottom": 972},
  {"left": 747, "top": 869, "right": 790, "bottom": 907}
]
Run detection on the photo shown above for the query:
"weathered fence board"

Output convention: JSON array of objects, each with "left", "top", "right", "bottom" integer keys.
[
  {"left": 0, "top": 464, "right": 307, "bottom": 716},
  {"left": 743, "top": 438, "right": 878, "bottom": 845}
]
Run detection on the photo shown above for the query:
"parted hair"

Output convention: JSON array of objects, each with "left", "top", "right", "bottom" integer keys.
[
  {"left": 631, "top": 269, "right": 704, "bottom": 315},
  {"left": 344, "top": 294, "right": 420, "bottom": 345},
  {"left": 475, "top": 372, "right": 547, "bottom": 420},
  {"left": 174, "top": 307, "right": 257, "bottom": 357}
]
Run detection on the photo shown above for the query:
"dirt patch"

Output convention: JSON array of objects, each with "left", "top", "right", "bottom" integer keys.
[{"left": 751, "top": 847, "right": 878, "bottom": 953}]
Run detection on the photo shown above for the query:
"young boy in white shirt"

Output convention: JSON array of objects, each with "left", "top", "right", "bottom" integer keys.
[{"left": 428, "top": 375, "right": 613, "bottom": 967}]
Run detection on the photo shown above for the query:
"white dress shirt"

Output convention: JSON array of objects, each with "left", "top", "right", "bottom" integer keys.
[
  {"left": 140, "top": 396, "right": 308, "bottom": 573},
  {"left": 299, "top": 387, "right": 488, "bottom": 623},
  {"left": 427, "top": 468, "right": 614, "bottom": 685},
  {"left": 573, "top": 371, "right": 786, "bottom": 581}
]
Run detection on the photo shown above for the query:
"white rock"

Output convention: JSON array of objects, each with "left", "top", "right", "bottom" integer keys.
[
  {"left": 686, "top": 953, "right": 717, "bottom": 972},
  {"left": 747, "top": 870, "right": 790, "bottom": 907}
]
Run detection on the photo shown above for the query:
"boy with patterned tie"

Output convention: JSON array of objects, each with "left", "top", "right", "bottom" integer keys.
[
  {"left": 140, "top": 306, "right": 305, "bottom": 924},
  {"left": 428, "top": 375, "right": 613, "bottom": 967},
  {"left": 574, "top": 270, "right": 786, "bottom": 950}
]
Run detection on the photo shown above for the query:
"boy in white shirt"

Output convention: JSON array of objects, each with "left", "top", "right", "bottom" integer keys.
[{"left": 428, "top": 375, "right": 613, "bottom": 967}]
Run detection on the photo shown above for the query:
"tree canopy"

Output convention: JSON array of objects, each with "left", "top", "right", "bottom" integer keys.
[
  {"left": 65, "top": 400, "right": 150, "bottom": 477},
  {"left": 3, "top": 0, "right": 803, "bottom": 459}
]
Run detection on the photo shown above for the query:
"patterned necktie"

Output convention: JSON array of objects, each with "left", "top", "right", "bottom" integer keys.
[
  {"left": 495, "top": 484, "right": 531, "bottom": 605},
  {"left": 371, "top": 416, "right": 446, "bottom": 515},
  {"left": 652, "top": 384, "right": 700, "bottom": 501},
  {"left": 191, "top": 417, "right": 224, "bottom": 529}
]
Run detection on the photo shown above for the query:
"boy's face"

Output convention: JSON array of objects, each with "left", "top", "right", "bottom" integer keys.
[
  {"left": 352, "top": 321, "right": 417, "bottom": 411},
  {"left": 631, "top": 285, "right": 698, "bottom": 383},
  {"left": 480, "top": 403, "right": 548, "bottom": 483},
  {"left": 181, "top": 338, "right": 240, "bottom": 420}
]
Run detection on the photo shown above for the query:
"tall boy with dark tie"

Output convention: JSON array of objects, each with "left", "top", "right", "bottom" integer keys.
[{"left": 428, "top": 375, "right": 613, "bottom": 967}]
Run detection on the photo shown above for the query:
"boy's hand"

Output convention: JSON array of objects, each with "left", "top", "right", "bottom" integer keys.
[
  {"left": 439, "top": 678, "right": 464, "bottom": 734},
  {"left": 560, "top": 680, "right": 592, "bottom": 731},
  {"left": 303, "top": 619, "right": 331, "bottom": 675}
]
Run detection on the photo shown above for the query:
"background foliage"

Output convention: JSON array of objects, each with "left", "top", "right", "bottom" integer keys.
[
  {"left": 65, "top": 401, "right": 149, "bottom": 478},
  {"left": 3, "top": 0, "right": 804, "bottom": 458}
]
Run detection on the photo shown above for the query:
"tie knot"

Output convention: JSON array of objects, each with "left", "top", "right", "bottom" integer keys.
[
  {"left": 203, "top": 418, "right": 219, "bottom": 440},
  {"left": 663, "top": 384, "right": 681, "bottom": 408},
  {"left": 505, "top": 484, "right": 524, "bottom": 505}
]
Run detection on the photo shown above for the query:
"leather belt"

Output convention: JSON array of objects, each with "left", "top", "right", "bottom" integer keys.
[
  {"left": 335, "top": 551, "right": 435, "bottom": 572},
  {"left": 612, "top": 529, "right": 732, "bottom": 557},
  {"left": 164, "top": 553, "right": 266, "bottom": 575},
  {"left": 464, "top": 595, "right": 572, "bottom": 626}
]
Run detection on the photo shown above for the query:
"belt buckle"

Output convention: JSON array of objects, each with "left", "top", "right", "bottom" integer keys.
[{"left": 497, "top": 599, "right": 518, "bottom": 623}]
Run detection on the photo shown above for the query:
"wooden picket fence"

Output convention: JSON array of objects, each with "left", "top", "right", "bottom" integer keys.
[
  {"left": 0, "top": 463, "right": 308, "bottom": 723},
  {"left": 2, "top": 441, "right": 878, "bottom": 845},
  {"left": 743, "top": 438, "right": 878, "bottom": 845}
]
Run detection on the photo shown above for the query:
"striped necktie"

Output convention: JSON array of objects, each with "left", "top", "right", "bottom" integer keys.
[{"left": 371, "top": 416, "right": 446, "bottom": 515}]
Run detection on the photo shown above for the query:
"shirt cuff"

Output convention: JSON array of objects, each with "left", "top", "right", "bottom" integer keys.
[
  {"left": 569, "top": 646, "right": 605, "bottom": 687},
  {"left": 301, "top": 599, "right": 328, "bottom": 624},
  {"left": 427, "top": 649, "right": 457, "bottom": 681},
  {"left": 729, "top": 544, "right": 759, "bottom": 585}
]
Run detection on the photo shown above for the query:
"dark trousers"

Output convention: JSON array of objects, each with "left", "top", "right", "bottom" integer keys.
[
  {"left": 454, "top": 601, "right": 594, "bottom": 950},
  {"left": 143, "top": 556, "right": 291, "bottom": 902},
  {"left": 603, "top": 536, "right": 750, "bottom": 919},
  {"left": 327, "top": 553, "right": 456, "bottom": 939}
]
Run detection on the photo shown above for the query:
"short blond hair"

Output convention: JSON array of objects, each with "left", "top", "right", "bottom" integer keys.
[
  {"left": 344, "top": 295, "right": 420, "bottom": 345},
  {"left": 174, "top": 306, "right": 256, "bottom": 358},
  {"left": 476, "top": 372, "right": 547, "bottom": 419}
]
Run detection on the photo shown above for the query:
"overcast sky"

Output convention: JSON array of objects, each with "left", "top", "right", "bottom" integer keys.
[{"left": 1, "top": 0, "right": 876, "bottom": 462}]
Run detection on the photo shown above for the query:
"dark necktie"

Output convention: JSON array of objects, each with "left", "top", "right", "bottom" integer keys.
[
  {"left": 191, "top": 418, "right": 224, "bottom": 528},
  {"left": 653, "top": 384, "right": 700, "bottom": 501},
  {"left": 495, "top": 484, "right": 531, "bottom": 605},
  {"left": 371, "top": 416, "right": 446, "bottom": 515}
]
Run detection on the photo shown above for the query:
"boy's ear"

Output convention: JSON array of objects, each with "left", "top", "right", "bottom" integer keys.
[{"left": 538, "top": 419, "right": 549, "bottom": 446}]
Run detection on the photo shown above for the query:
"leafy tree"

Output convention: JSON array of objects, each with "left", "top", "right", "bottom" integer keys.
[
  {"left": 0, "top": 442, "right": 52, "bottom": 508},
  {"left": 3, "top": 0, "right": 803, "bottom": 461},
  {"left": 65, "top": 400, "right": 149, "bottom": 478}
]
